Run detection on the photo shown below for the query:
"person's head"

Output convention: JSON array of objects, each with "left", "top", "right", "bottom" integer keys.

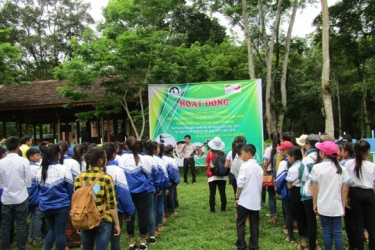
[
  {"left": 26, "top": 148, "right": 41, "bottom": 163},
  {"left": 287, "top": 146, "right": 303, "bottom": 164},
  {"left": 208, "top": 136, "right": 225, "bottom": 152},
  {"left": 339, "top": 142, "right": 354, "bottom": 160},
  {"left": 41, "top": 144, "right": 61, "bottom": 181},
  {"left": 6, "top": 136, "right": 20, "bottom": 152},
  {"left": 73, "top": 144, "right": 85, "bottom": 168},
  {"left": 240, "top": 144, "right": 256, "bottom": 161},
  {"left": 85, "top": 146, "right": 107, "bottom": 169},
  {"left": 152, "top": 141, "right": 160, "bottom": 155},
  {"left": 184, "top": 135, "right": 191, "bottom": 144},
  {"left": 20, "top": 135, "right": 32, "bottom": 146},
  {"left": 337, "top": 134, "right": 352, "bottom": 144},
  {"left": 39, "top": 141, "right": 50, "bottom": 156},
  {"left": 281, "top": 132, "right": 297, "bottom": 146},
  {"left": 57, "top": 141, "right": 69, "bottom": 155},
  {"left": 320, "top": 133, "right": 335, "bottom": 142},
  {"left": 315, "top": 141, "right": 342, "bottom": 174},
  {"left": 276, "top": 141, "right": 294, "bottom": 156},
  {"left": 353, "top": 140, "right": 371, "bottom": 179},
  {"left": 164, "top": 144, "right": 174, "bottom": 156},
  {"left": 232, "top": 136, "right": 247, "bottom": 159},
  {"left": 304, "top": 134, "right": 320, "bottom": 150},
  {"left": 296, "top": 134, "right": 308, "bottom": 148},
  {"left": 102, "top": 142, "right": 116, "bottom": 161},
  {"left": 113, "top": 141, "right": 122, "bottom": 155},
  {"left": 0, "top": 146, "right": 6, "bottom": 159}
]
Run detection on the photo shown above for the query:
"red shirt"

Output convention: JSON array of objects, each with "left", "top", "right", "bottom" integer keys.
[{"left": 205, "top": 151, "right": 215, "bottom": 178}]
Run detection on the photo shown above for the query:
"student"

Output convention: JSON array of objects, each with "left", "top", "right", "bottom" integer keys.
[
  {"left": 0, "top": 136, "right": 32, "bottom": 250},
  {"left": 235, "top": 144, "right": 263, "bottom": 250},
  {"left": 74, "top": 146, "right": 121, "bottom": 250},
  {"left": 26, "top": 148, "right": 44, "bottom": 246},
  {"left": 58, "top": 141, "right": 81, "bottom": 180},
  {"left": 344, "top": 140, "right": 375, "bottom": 250},
  {"left": 263, "top": 131, "right": 279, "bottom": 223},
  {"left": 37, "top": 144, "right": 73, "bottom": 250},
  {"left": 309, "top": 141, "right": 350, "bottom": 250},
  {"left": 162, "top": 144, "right": 180, "bottom": 216},
  {"left": 73, "top": 144, "right": 86, "bottom": 172},
  {"left": 286, "top": 146, "right": 308, "bottom": 249},
  {"left": 338, "top": 142, "right": 354, "bottom": 166},
  {"left": 298, "top": 134, "right": 320, "bottom": 250},
  {"left": 20, "top": 135, "right": 33, "bottom": 158},
  {"left": 205, "top": 136, "right": 227, "bottom": 214},
  {"left": 119, "top": 137, "right": 153, "bottom": 250}
]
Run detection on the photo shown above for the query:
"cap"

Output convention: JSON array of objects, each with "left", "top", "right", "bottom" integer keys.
[
  {"left": 276, "top": 141, "right": 294, "bottom": 151},
  {"left": 315, "top": 141, "right": 339, "bottom": 157},
  {"left": 305, "top": 134, "right": 320, "bottom": 144},
  {"left": 296, "top": 134, "right": 308, "bottom": 147},
  {"left": 337, "top": 134, "right": 352, "bottom": 144}
]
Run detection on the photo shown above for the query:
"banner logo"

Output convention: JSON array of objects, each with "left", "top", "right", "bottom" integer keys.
[
  {"left": 225, "top": 84, "right": 241, "bottom": 94},
  {"left": 168, "top": 86, "right": 181, "bottom": 96}
]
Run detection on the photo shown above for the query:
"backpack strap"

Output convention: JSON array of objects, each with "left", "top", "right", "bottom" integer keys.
[
  {"left": 308, "top": 155, "right": 316, "bottom": 163},
  {"left": 80, "top": 172, "right": 106, "bottom": 212}
]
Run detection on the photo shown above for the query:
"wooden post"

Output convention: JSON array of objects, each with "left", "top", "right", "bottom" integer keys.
[
  {"left": 106, "top": 117, "right": 111, "bottom": 142},
  {"left": 39, "top": 124, "right": 43, "bottom": 141},
  {"left": 2, "top": 121, "right": 6, "bottom": 138},
  {"left": 57, "top": 117, "right": 61, "bottom": 142}
]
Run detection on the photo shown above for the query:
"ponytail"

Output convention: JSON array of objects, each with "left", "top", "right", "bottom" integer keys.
[
  {"left": 232, "top": 136, "right": 246, "bottom": 160},
  {"left": 269, "top": 131, "right": 280, "bottom": 167},
  {"left": 126, "top": 136, "right": 140, "bottom": 165},
  {"left": 327, "top": 155, "right": 342, "bottom": 175},
  {"left": 354, "top": 140, "right": 370, "bottom": 179},
  {"left": 41, "top": 144, "right": 61, "bottom": 182}
]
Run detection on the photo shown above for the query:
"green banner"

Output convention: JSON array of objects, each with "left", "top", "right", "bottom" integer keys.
[{"left": 148, "top": 80, "right": 263, "bottom": 166}]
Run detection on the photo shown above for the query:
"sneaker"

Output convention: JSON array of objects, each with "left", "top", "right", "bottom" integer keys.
[
  {"left": 128, "top": 244, "right": 138, "bottom": 250},
  {"left": 33, "top": 239, "right": 44, "bottom": 246},
  {"left": 149, "top": 236, "right": 156, "bottom": 244},
  {"left": 139, "top": 243, "right": 148, "bottom": 249}
]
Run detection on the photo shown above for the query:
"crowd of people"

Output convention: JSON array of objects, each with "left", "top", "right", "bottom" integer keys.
[{"left": 0, "top": 135, "right": 180, "bottom": 250}]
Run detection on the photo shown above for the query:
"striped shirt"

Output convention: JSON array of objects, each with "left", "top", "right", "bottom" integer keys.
[{"left": 74, "top": 167, "right": 118, "bottom": 222}]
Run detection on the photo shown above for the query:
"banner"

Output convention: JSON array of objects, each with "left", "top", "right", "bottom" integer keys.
[{"left": 148, "top": 80, "right": 263, "bottom": 166}]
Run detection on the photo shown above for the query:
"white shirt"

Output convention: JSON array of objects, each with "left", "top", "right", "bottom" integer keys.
[
  {"left": 309, "top": 159, "right": 350, "bottom": 216},
  {"left": 237, "top": 159, "right": 263, "bottom": 211},
  {"left": 226, "top": 150, "right": 243, "bottom": 179},
  {"left": 286, "top": 160, "right": 302, "bottom": 187},
  {"left": 344, "top": 158, "right": 375, "bottom": 189},
  {"left": 276, "top": 159, "right": 288, "bottom": 177},
  {"left": 263, "top": 145, "right": 273, "bottom": 171},
  {"left": 0, "top": 153, "right": 32, "bottom": 204}
]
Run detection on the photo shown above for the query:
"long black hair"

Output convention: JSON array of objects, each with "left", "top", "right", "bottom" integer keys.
[
  {"left": 73, "top": 144, "right": 85, "bottom": 170},
  {"left": 85, "top": 146, "right": 106, "bottom": 169},
  {"left": 232, "top": 136, "right": 246, "bottom": 160},
  {"left": 269, "top": 131, "right": 280, "bottom": 168},
  {"left": 41, "top": 144, "right": 61, "bottom": 182},
  {"left": 126, "top": 136, "right": 140, "bottom": 165},
  {"left": 287, "top": 146, "right": 303, "bottom": 168},
  {"left": 354, "top": 140, "right": 370, "bottom": 179},
  {"left": 282, "top": 132, "right": 297, "bottom": 146}
]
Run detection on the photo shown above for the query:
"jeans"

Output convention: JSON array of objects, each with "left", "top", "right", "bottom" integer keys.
[
  {"left": 229, "top": 173, "right": 237, "bottom": 199},
  {"left": 319, "top": 215, "right": 343, "bottom": 250},
  {"left": 168, "top": 184, "right": 177, "bottom": 213},
  {"left": 267, "top": 186, "right": 276, "bottom": 217},
  {"left": 81, "top": 220, "right": 112, "bottom": 250},
  {"left": 110, "top": 212, "right": 124, "bottom": 250},
  {"left": 43, "top": 206, "right": 70, "bottom": 250},
  {"left": 183, "top": 157, "right": 196, "bottom": 183},
  {"left": 209, "top": 180, "right": 227, "bottom": 213},
  {"left": 303, "top": 199, "right": 317, "bottom": 250},
  {"left": 236, "top": 205, "right": 259, "bottom": 250},
  {"left": 147, "top": 192, "right": 156, "bottom": 237},
  {"left": 282, "top": 199, "right": 294, "bottom": 241},
  {"left": 127, "top": 192, "right": 151, "bottom": 238},
  {"left": 345, "top": 187, "right": 375, "bottom": 250},
  {"left": 1, "top": 198, "right": 29, "bottom": 250},
  {"left": 154, "top": 191, "right": 164, "bottom": 226},
  {"left": 28, "top": 204, "right": 43, "bottom": 243}
]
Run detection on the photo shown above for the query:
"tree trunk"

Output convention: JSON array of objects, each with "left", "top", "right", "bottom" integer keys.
[
  {"left": 334, "top": 76, "right": 342, "bottom": 136},
  {"left": 265, "top": 0, "right": 283, "bottom": 136},
  {"left": 277, "top": 0, "right": 299, "bottom": 132},
  {"left": 242, "top": 0, "right": 255, "bottom": 79},
  {"left": 121, "top": 91, "right": 140, "bottom": 140},
  {"left": 362, "top": 79, "right": 370, "bottom": 137},
  {"left": 321, "top": 0, "right": 334, "bottom": 135}
]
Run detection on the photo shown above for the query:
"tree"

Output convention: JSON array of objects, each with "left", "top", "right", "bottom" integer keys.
[
  {"left": 320, "top": 0, "right": 334, "bottom": 135},
  {"left": 0, "top": 0, "right": 94, "bottom": 81},
  {"left": 0, "top": 28, "right": 22, "bottom": 84}
]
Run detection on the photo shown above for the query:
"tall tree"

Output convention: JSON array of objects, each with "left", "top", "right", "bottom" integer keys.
[
  {"left": 0, "top": 0, "right": 94, "bottom": 81},
  {"left": 321, "top": 0, "right": 334, "bottom": 135},
  {"left": 0, "top": 28, "right": 22, "bottom": 84}
]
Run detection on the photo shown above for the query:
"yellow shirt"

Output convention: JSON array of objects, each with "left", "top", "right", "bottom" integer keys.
[{"left": 19, "top": 144, "right": 30, "bottom": 158}]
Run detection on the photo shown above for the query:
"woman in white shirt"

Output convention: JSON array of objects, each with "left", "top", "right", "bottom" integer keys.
[
  {"left": 310, "top": 141, "right": 350, "bottom": 250},
  {"left": 344, "top": 140, "right": 375, "bottom": 250}
]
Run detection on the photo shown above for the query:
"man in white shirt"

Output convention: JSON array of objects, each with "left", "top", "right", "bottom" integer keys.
[
  {"left": 181, "top": 135, "right": 201, "bottom": 184},
  {"left": 0, "top": 136, "right": 32, "bottom": 250},
  {"left": 235, "top": 144, "right": 263, "bottom": 250}
]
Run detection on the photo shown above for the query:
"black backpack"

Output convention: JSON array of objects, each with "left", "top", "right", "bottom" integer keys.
[{"left": 212, "top": 151, "right": 229, "bottom": 176}]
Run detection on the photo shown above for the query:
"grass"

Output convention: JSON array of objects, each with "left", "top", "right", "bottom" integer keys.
[{"left": 28, "top": 168, "right": 366, "bottom": 250}]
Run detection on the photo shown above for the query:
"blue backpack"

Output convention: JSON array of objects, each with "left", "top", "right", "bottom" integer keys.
[{"left": 275, "top": 160, "right": 293, "bottom": 201}]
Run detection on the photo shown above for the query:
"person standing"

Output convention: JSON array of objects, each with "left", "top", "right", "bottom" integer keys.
[
  {"left": 181, "top": 135, "right": 198, "bottom": 185},
  {"left": 236, "top": 144, "right": 263, "bottom": 250},
  {"left": 20, "top": 135, "right": 32, "bottom": 158},
  {"left": 0, "top": 136, "right": 32, "bottom": 250}
]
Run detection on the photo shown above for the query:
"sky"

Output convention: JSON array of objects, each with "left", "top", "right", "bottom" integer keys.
[{"left": 86, "top": 0, "right": 340, "bottom": 38}]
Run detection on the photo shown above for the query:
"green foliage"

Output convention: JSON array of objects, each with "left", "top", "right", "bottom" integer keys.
[{"left": 0, "top": 28, "right": 22, "bottom": 84}]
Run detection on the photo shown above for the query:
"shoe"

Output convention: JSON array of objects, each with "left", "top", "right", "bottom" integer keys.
[
  {"left": 128, "top": 244, "right": 138, "bottom": 250},
  {"left": 9, "top": 241, "right": 17, "bottom": 248},
  {"left": 149, "top": 236, "right": 156, "bottom": 244},
  {"left": 139, "top": 243, "right": 148, "bottom": 249},
  {"left": 33, "top": 239, "right": 44, "bottom": 246}
]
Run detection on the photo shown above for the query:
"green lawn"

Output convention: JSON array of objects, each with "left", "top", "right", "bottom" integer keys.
[{"left": 28, "top": 169, "right": 365, "bottom": 250}]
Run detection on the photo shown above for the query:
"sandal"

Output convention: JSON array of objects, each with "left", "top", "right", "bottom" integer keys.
[
  {"left": 285, "top": 237, "right": 295, "bottom": 243},
  {"left": 294, "top": 243, "right": 308, "bottom": 250}
]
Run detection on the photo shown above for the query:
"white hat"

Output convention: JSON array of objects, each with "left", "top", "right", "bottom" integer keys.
[
  {"left": 296, "top": 134, "right": 308, "bottom": 147},
  {"left": 208, "top": 136, "right": 225, "bottom": 151}
]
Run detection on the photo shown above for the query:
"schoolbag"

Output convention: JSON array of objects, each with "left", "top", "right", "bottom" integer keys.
[
  {"left": 275, "top": 159, "right": 292, "bottom": 201},
  {"left": 70, "top": 173, "right": 105, "bottom": 230},
  {"left": 212, "top": 151, "right": 229, "bottom": 176}
]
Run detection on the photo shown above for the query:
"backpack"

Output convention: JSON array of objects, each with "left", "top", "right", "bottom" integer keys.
[
  {"left": 212, "top": 151, "right": 229, "bottom": 176},
  {"left": 70, "top": 173, "right": 105, "bottom": 230},
  {"left": 275, "top": 159, "right": 292, "bottom": 201}
]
